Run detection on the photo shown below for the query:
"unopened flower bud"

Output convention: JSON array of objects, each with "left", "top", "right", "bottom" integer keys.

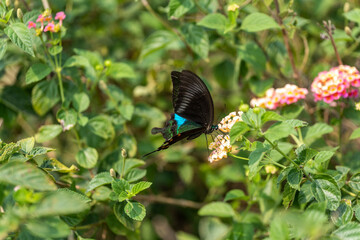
[
  {"left": 344, "top": 2, "right": 350, "bottom": 13},
  {"left": 110, "top": 168, "right": 116, "bottom": 177},
  {"left": 5, "top": 0, "right": 11, "bottom": 7},
  {"left": 227, "top": 3, "right": 239, "bottom": 12},
  {"left": 121, "top": 148, "right": 127, "bottom": 158},
  {"left": 253, "top": 107, "right": 261, "bottom": 114},
  {"left": 104, "top": 60, "right": 112, "bottom": 67},
  {"left": 14, "top": 0, "right": 18, "bottom": 8},
  {"left": 16, "top": 8, "right": 23, "bottom": 20},
  {"left": 35, "top": 28, "right": 42, "bottom": 36},
  {"left": 239, "top": 104, "right": 249, "bottom": 113},
  {"left": 345, "top": 26, "right": 352, "bottom": 36},
  {"left": 320, "top": 33, "right": 329, "bottom": 40},
  {"left": 265, "top": 165, "right": 277, "bottom": 174},
  {"left": 95, "top": 64, "right": 103, "bottom": 71},
  {"left": 43, "top": 9, "right": 51, "bottom": 17}
]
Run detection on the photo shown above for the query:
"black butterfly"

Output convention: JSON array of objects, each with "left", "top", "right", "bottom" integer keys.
[{"left": 144, "top": 70, "right": 218, "bottom": 157}]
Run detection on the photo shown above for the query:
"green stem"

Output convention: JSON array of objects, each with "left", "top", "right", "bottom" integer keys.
[
  {"left": 56, "top": 69, "right": 65, "bottom": 103},
  {"left": 263, "top": 135, "right": 299, "bottom": 168},
  {"left": 342, "top": 187, "right": 356, "bottom": 197},
  {"left": 229, "top": 153, "right": 249, "bottom": 161},
  {"left": 338, "top": 104, "right": 344, "bottom": 165},
  {"left": 290, "top": 134, "right": 302, "bottom": 147},
  {"left": 297, "top": 127, "right": 304, "bottom": 144}
]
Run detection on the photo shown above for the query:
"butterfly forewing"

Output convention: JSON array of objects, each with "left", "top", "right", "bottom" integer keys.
[{"left": 171, "top": 70, "right": 215, "bottom": 128}]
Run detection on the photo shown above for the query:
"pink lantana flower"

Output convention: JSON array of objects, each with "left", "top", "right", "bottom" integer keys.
[
  {"left": 250, "top": 84, "right": 308, "bottom": 110},
  {"left": 208, "top": 135, "right": 232, "bottom": 163},
  {"left": 27, "top": 21, "right": 36, "bottom": 29},
  {"left": 44, "top": 22, "right": 55, "bottom": 32},
  {"left": 36, "top": 14, "right": 45, "bottom": 30},
  {"left": 55, "top": 11, "right": 66, "bottom": 26},
  {"left": 311, "top": 65, "right": 360, "bottom": 104}
]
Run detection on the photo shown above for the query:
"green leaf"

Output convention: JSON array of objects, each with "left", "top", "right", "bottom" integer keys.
[
  {"left": 296, "top": 146, "right": 317, "bottom": 164},
  {"left": 76, "top": 147, "right": 98, "bottom": 169},
  {"left": 314, "top": 151, "right": 335, "bottom": 164},
  {"left": 63, "top": 55, "right": 96, "bottom": 81},
  {"left": 35, "top": 189, "right": 90, "bottom": 217},
  {"left": 281, "top": 105, "right": 304, "bottom": 119},
  {"left": 107, "top": 63, "right": 136, "bottom": 80},
  {"left": 269, "top": 216, "right": 290, "bottom": 240},
  {"left": 248, "top": 146, "right": 269, "bottom": 179},
  {"left": 229, "top": 121, "right": 250, "bottom": 144},
  {"left": 35, "top": 125, "right": 62, "bottom": 143},
  {"left": 131, "top": 181, "right": 152, "bottom": 195},
  {"left": 181, "top": 24, "right": 209, "bottom": 59},
  {"left": 139, "top": 30, "right": 180, "bottom": 61},
  {"left": 331, "top": 202, "right": 352, "bottom": 227},
  {"left": 25, "top": 217, "right": 70, "bottom": 238},
  {"left": 25, "top": 63, "right": 52, "bottom": 85},
  {"left": 287, "top": 167, "right": 302, "bottom": 190},
  {"left": 18, "top": 137, "right": 35, "bottom": 154},
  {"left": 86, "top": 172, "right": 113, "bottom": 192},
  {"left": 298, "top": 181, "right": 314, "bottom": 204},
  {"left": 198, "top": 202, "right": 235, "bottom": 218},
  {"left": 303, "top": 123, "right": 333, "bottom": 145},
  {"left": 118, "top": 100, "right": 134, "bottom": 121},
  {"left": 284, "top": 119, "right": 308, "bottom": 128},
  {"left": 0, "top": 161, "right": 56, "bottom": 191},
  {"left": 56, "top": 108, "right": 77, "bottom": 131},
  {"left": 350, "top": 128, "right": 360, "bottom": 140},
  {"left": 41, "top": 158, "right": 78, "bottom": 173},
  {"left": 353, "top": 204, "right": 360, "bottom": 222},
  {"left": 310, "top": 174, "right": 341, "bottom": 211},
  {"left": 112, "top": 179, "right": 130, "bottom": 194},
  {"left": 277, "top": 167, "right": 292, "bottom": 187},
  {"left": 241, "top": 12, "right": 280, "bottom": 32},
  {"left": 4, "top": 9, "right": 13, "bottom": 23},
  {"left": 28, "top": 147, "right": 54, "bottom": 158},
  {"left": 49, "top": 46, "right": 63, "bottom": 56},
  {"left": 349, "top": 173, "right": 360, "bottom": 192},
  {"left": 126, "top": 168, "right": 146, "bottom": 183},
  {"left": 249, "top": 77, "right": 274, "bottom": 97},
  {"left": 73, "top": 92, "right": 90, "bottom": 112},
  {"left": 168, "top": 0, "right": 194, "bottom": 19},
  {"left": 178, "top": 163, "right": 193, "bottom": 184},
  {"left": 0, "top": 39, "right": 7, "bottom": 60},
  {"left": 87, "top": 115, "right": 115, "bottom": 140},
  {"left": 331, "top": 222, "right": 360, "bottom": 239},
  {"left": 114, "top": 158, "right": 145, "bottom": 177},
  {"left": 124, "top": 201, "right": 146, "bottom": 221},
  {"left": 93, "top": 186, "right": 111, "bottom": 201},
  {"left": 224, "top": 189, "right": 247, "bottom": 202},
  {"left": 344, "top": 8, "right": 360, "bottom": 25},
  {"left": 264, "top": 121, "right": 296, "bottom": 142},
  {"left": 32, "top": 80, "right": 60, "bottom": 116},
  {"left": 4, "top": 22, "right": 34, "bottom": 57},
  {"left": 118, "top": 191, "right": 129, "bottom": 202},
  {"left": 238, "top": 42, "right": 266, "bottom": 73},
  {"left": 261, "top": 111, "right": 285, "bottom": 124},
  {"left": 114, "top": 202, "right": 140, "bottom": 231},
  {"left": 282, "top": 183, "right": 296, "bottom": 208},
  {"left": 197, "top": 13, "right": 227, "bottom": 31},
  {"left": 242, "top": 108, "right": 265, "bottom": 129},
  {"left": 23, "top": 10, "right": 41, "bottom": 24},
  {"left": 269, "top": 142, "right": 293, "bottom": 162}
]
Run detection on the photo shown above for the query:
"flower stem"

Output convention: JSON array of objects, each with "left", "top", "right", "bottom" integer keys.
[
  {"left": 325, "top": 20, "right": 343, "bottom": 66},
  {"left": 229, "top": 153, "right": 249, "bottom": 161},
  {"left": 263, "top": 135, "right": 299, "bottom": 168},
  {"left": 338, "top": 103, "right": 344, "bottom": 165}
]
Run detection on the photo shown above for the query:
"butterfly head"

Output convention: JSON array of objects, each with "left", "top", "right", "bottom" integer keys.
[{"left": 206, "top": 124, "right": 218, "bottom": 134}]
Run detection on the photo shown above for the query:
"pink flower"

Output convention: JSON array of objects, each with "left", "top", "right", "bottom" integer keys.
[
  {"left": 36, "top": 14, "right": 45, "bottom": 30},
  {"left": 250, "top": 84, "right": 308, "bottom": 110},
  {"left": 55, "top": 11, "right": 66, "bottom": 26},
  {"left": 44, "top": 22, "right": 55, "bottom": 32},
  {"left": 27, "top": 21, "right": 36, "bottom": 29},
  {"left": 311, "top": 65, "right": 360, "bottom": 104}
]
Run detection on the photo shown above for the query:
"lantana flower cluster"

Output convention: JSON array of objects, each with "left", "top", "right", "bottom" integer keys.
[
  {"left": 27, "top": 10, "right": 66, "bottom": 35},
  {"left": 311, "top": 65, "right": 360, "bottom": 104},
  {"left": 218, "top": 111, "right": 243, "bottom": 132},
  {"left": 208, "top": 111, "right": 243, "bottom": 163},
  {"left": 208, "top": 135, "right": 232, "bottom": 163},
  {"left": 250, "top": 84, "right": 308, "bottom": 110}
]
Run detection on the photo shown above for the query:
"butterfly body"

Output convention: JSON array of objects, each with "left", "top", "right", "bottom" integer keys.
[{"left": 144, "top": 70, "right": 217, "bottom": 157}]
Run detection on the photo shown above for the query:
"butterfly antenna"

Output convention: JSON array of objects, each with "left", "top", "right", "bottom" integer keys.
[{"left": 142, "top": 148, "right": 160, "bottom": 158}]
